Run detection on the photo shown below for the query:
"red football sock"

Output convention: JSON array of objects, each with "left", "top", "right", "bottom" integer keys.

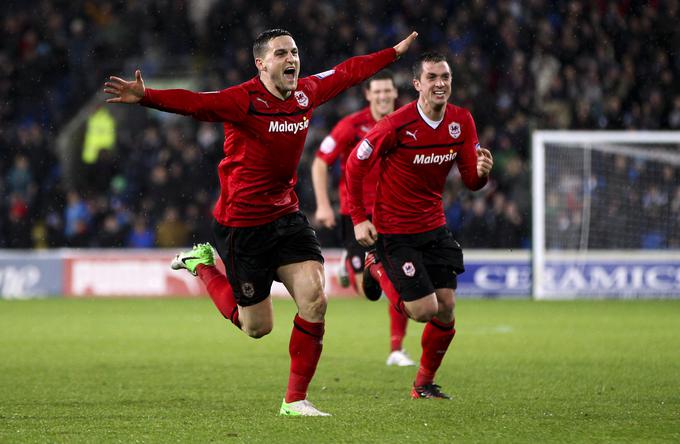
[
  {"left": 369, "top": 262, "right": 408, "bottom": 316},
  {"left": 286, "top": 314, "right": 324, "bottom": 403},
  {"left": 389, "top": 303, "right": 408, "bottom": 351},
  {"left": 415, "top": 318, "right": 456, "bottom": 387},
  {"left": 196, "top": 264, "right": 240, "bottom": 328}
]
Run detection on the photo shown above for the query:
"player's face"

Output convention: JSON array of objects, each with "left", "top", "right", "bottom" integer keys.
[
  {"left": 257, "top": 35, "right": 300, "bottom": 96},
  {"left": 365, "top": 79, "right": 398, "bottom": 118},
  {"left": 413, "top": 61, "right": 452, "bottom": 109}
]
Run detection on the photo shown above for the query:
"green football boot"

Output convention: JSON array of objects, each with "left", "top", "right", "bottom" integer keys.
[
  {"left": 279, "top": 399, "right": 331, "bottom": 417},
  {"left": 170, "top": 243, "right": 216, "bottom": 276}
]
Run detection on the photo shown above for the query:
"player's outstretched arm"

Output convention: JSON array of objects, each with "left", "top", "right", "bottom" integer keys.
[
  {"left": 104, "top": 70, "right": 145, "bottom": 104},
  {"left": 393, "top": 31, "right": 418, "bottom": 58}
]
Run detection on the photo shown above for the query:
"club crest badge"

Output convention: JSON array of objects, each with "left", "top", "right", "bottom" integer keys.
[
  {"left": 352, "top": 255, "right": 363, "bottom": 270},
  {"left": 294, "top": 91, "right": 309, "bottom": 108},
  {"left": 449, "top": 122, "right": 461, "bottom": 139},
  {"left": 402, "top": 262, "right": 416, "bottom": 277},
  {"left": 241, "top": 282, "right": 255, "bottom": 298}
]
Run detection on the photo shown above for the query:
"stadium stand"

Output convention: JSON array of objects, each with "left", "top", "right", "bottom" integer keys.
[{"left": 1, "top": 0, "right": 678, "bottom": 249}]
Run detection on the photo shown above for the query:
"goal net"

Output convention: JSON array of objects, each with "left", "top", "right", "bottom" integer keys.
[{"left": 532, "top": 131, "right": 680, "bottom": 299}]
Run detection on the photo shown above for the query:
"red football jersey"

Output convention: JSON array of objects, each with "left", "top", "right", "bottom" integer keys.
[
  {"left": 346, "top": 101, "right": 487, "bottom": 234},
  {"left": 314, "top": 107, "right": 380, "bottom": 216},
  {"left": 139, "top": 48, "right": 397, "bottom": 227}
]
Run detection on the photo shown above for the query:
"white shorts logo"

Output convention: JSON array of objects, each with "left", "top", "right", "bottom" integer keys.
[
  {"left": 351, "top": 255, "right": 363, "bottom": 270},
  {"left": 449, "top": 122, "right": 461, "bottom": 139},
  {"left": 294, "top": 91, "right": 309, "bottom": 108},
  {"left": 402, "top": 262, "right": 415, "bottom": 277},
  {"left": 356, "top": 139, "right": 373, "bottom": 160}
]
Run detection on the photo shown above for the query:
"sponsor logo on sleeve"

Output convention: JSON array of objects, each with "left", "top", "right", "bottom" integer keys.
[
  {"left": 313, "top": 69, "right": 336, "bottom": 79},
  {"left": 449, "top": 122, "right": 461, "bottom": 139},
  {"left": 294, "top": 91, "right": 309, "bottom": 107},
  {"left": 356, "top": 139, "right": 374, "bottom": 160},
  {"left": 319, "top": 136, "right": 337, "bottom": 154}
]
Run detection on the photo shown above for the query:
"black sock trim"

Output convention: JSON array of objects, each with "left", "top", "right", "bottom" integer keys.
[
  {"left": 429, "top": 319, "right": 455, "bottom": 332},
  {"left": 293, "top": 322, "right": 323, "bottom": 339}
]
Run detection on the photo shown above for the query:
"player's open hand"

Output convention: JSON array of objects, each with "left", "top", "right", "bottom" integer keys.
[
  {"left": 393, "top": 32, "right": 418, "bottom": 57},
  {"left": 354, "top": 220, "right": 378, "bottom": 247},
  {"left": 477, "top": 147, "right": 493, "bottom": 178},
  {"left": 104, "top": 70, "right": 145, "bottom": 104}
]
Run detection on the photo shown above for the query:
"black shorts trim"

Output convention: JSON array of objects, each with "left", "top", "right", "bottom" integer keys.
[
  {"left": 211, "top": 212, "right": 323, "bottom": 307},
  {"left": 376, "top": 226, "right": 464, "bottom": 302}
]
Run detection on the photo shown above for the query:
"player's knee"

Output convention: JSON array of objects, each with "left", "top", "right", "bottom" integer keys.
[
  {"left": 411, "top": 309, "right": 437, "bottom": 323},
  {"left": 409, "top": 304, "right": 438, "bottom": 322},
  {"left": 438, "top": 298, "right": 455, "bottom": 318},
  {"left": 298, "top": 289, "right": 327, "bottom": 322},
  {"left": 308, "top": 292, "right": 328, "bottom": 318},
  {"left": 243, "top": 323, "right": 273, "bottom": 339}
]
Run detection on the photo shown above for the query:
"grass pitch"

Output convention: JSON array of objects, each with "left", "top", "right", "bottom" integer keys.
[{"left": 1, "top": 297, "right": 679, "bottom": 443}]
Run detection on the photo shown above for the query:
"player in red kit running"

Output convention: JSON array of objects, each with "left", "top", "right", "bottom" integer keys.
[
  {"left": 346, "top": 52, "right": 493, "bottom": 399},
  {"left": 311, "top": 70, "right": 414, "bottom": 367},
  {"left": 104, "top": 29, "right": 418, "bottom": 416}
]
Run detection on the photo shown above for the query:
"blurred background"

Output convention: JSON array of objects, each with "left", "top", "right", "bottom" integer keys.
[{"left": 1, "top": 0, "right": 679, "bottom": 253}]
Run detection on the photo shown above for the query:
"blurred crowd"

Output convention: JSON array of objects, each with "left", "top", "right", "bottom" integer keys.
[
  {"left": 1, "top": 0, "right": 679, "bottom": 250},
  {"left": 545, "top": 149, "right": 680, "bottom": 249}
]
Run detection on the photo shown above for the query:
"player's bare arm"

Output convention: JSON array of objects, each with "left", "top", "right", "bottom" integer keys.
[
  {"left": 354, "top": 220, "right": 378, "bottom": 247},
  {"left": 104, "top": 69, "right": 145, "bottom": 104},
  {"left": 476, "top": 147, "right": 493, "bottom": 178},
  {"left": 311, "top": 157, "right": 336, "bottom": 228},
  {"left": 394, "top": 32, "right": 418, "bottom": 57}
]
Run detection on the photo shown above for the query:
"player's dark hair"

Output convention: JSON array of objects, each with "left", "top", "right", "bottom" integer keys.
[
  {"left": 364, "top": 69, "right": 396, "bottom": 90},
  {"left": 412, "top": 52, "right": 448, "bottom": 79},
  {"left": 253, "top": 29, "right": 293, "bottom": 59}
]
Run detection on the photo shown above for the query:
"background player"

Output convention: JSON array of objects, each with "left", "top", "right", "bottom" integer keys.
[
  {"left": 346, "top": 52, "right": 493, "bottom": 399},
  {"left": 311, "top": 70, "right": 415, "bottom": 367},
  {"left": 104, "top": 29, "right": 418, "bottom": 416}
]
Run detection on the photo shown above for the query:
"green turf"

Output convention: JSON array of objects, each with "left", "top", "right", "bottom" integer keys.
[{"left": 1, "top": 298, "right": 679, "bottom": 443}]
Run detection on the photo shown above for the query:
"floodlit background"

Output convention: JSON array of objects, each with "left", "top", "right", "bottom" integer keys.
[{"left": 3, "top": 0, "right": 678, "bottom": 252}]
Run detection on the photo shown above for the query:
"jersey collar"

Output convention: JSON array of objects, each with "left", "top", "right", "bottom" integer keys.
[{"left": 416, "top": 102, "right": 445, "bottom": 129}]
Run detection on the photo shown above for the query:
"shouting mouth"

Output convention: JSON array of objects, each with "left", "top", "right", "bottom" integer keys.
[{"left": 283, "top": 66, "right": 296, "bottom": 82}]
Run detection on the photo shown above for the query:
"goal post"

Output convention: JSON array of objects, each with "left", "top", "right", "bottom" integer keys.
[{"left": 532, "top": 131, "right": 680, "bottom": 299}]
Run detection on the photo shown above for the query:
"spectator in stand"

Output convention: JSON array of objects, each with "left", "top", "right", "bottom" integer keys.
[
  {"left": 155, "top": 206, "right": 190, "bottom": 248},
  {"left": 128, "top": 216, "right": 155, "bottom": 248},
  {"left": 64, "top": 191, "right": 91, "bottom": 247}
]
